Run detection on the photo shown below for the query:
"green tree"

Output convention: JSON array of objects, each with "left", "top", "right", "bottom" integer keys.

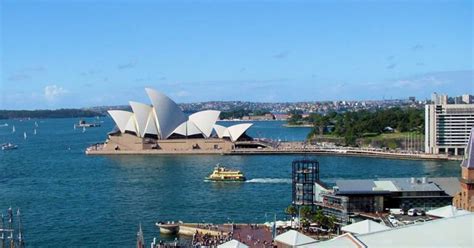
[
  {"left": 311, "top": 210, "right": 325, "bottom": 225},
  {"left": 327, "top": 215, "right": 337, "bottom": 230},
  {"left": 299, "top": 206, "right": 312, "bottom": 219},
  {"left": 285, "top": 205, "right": 297, "bottom": 216},
  {"left": 306, "top": 107, "right": 425, "bottom": 145},
  {"left": 288, "top": 110, "right": 303, "bottom": 125},
  {"left": 285, "top": 205, "right": 297, "bottom": 227}
]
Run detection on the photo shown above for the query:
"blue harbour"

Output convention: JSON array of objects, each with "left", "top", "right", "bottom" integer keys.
[{"left": 0, "top": 118, "right": 460, "bottom": 246}]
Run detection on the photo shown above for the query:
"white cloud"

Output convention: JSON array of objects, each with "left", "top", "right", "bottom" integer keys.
[
  {"left": 44, "top": 85, "right": 68, "bottom": 101},
  {"left": 175, "top": 90, "right": 190, "bottom": 97}
]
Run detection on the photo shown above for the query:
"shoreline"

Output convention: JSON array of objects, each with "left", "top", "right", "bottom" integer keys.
[
  {"left": 86, "top": 146, "right": 461, "bottom": 161},
  {"left": 282, "top": 124, "right": 313, "bottom": 128}
]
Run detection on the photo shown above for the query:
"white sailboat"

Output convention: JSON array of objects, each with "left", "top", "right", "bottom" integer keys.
[
  {"left": 35, "top": 121, "right": 38, "bottom": 127},
  {"left": 82, "top": 126, "right": 86, "bottom": 133},
  {"left": 12, "top": 125, "right": 16, "bottom": 133},
  {"left": 74, "top": 124, "right": 76, "bottom": 130},
  {"left": 23, "top": 132, "right": 27, "bottom": 140},
  {"left": 34, "top": 129, "right": 37, "bottom": 135}
]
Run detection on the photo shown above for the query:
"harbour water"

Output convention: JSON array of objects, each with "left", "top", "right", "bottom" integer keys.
[{"left": 0, "top": 118, "right": 460, "bottom": 246}]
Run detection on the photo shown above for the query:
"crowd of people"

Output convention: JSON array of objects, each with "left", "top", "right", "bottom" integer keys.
[{"left": 191, "top": 230, "right": 233, "bottom": 248}]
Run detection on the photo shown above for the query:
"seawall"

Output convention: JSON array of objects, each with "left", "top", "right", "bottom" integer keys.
[{"left": 86, "top": 146, "right": 461, "bottom": 161}]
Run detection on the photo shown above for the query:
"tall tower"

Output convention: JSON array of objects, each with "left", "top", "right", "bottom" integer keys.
[
  {"left": 453, "top": 128, "right": 474, "bottom": 211},
  {"left": 292, "top": 158, "right": 320, "bottom": 209}
]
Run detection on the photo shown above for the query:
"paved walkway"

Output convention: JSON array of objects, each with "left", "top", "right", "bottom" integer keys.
[{"left": 232, "top": 224, "right": 273, "bottom": 248}]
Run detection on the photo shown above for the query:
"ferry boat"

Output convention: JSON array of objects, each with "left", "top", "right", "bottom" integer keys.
[
  {"left": 74, "top": 119, "right": 101, "bottom": 128},
  {"left": 2, "top": 143, "right": 18, "bottom": 150},
  {"left": 205, "top": 164, "right": 246, "bottom": 182}
]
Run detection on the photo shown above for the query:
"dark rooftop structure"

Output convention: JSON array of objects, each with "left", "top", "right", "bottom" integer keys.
[
  {"left": 316, "top": 177, "right": 459, "bottom": 223},
  {"left": 461, "top": 128, "right": 474, "bottom": 169},
  {"left": 334, "top": 177, "right": 457, "bottom": 194}
]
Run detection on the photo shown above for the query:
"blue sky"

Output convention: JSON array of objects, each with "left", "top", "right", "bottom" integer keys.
[{"left": 1, "top": 0, "right": 472, "bottom": 109}]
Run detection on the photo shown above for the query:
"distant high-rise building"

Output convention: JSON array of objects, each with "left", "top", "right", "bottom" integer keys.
[
  {"left": 425, "top": 93, "right": 474, "bottom": 155},
  {"left": 462, "top": 94, "right": 473, "bottom": 104},
  {"left": 431, "top": 92, "right": 448, "bottom": 105},
  {"left": 454, "top": 96, "right": 464, "bottom": 104}
]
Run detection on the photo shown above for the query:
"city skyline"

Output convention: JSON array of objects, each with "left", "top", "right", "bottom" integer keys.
[{"left": 1, "top": 0, "right": 473, "bottom": 110}]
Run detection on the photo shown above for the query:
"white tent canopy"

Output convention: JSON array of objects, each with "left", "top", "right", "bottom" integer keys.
[
  {"left": 315, "top": 213, "right": 474, "bottom": 248},
  {"left": 264, "top": 220, "right": 292, "bottom": 228},
  {"left": 274, "top": 230, "right": 316, "bottom": 247},
  {"left": 341, "top": 220, "right": 390, "bottom": 235},
  {"left": 217, "top": 239, "right": 249, "bottom": 248},
  {"left": 426, "top": 205, "right": 471, "bottom": 218}
]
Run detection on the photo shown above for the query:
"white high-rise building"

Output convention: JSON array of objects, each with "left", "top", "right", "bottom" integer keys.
[
  {"left": 431, "top": 92, "right": 448, "bottom": 105},
  {"left": 425, "top": 93, "right": 474, "bottom": 155},
  {"left": 462, "top": 94, "right": 473, "bottom": 104}
]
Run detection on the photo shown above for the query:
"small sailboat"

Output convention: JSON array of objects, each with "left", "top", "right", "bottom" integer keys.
[
  {"left": 23, "top": 132, "right": 27, "bottom": 140},
  {"left": 74, "top": 124, "right": 76, "bottom": 130},
  {"left": 12, "top": 125, "right": 16, "bottom": 133},
  {"left": 34, "top": 129, "right": 37, "bottom": 135},
  {"left": 82, "top": 126, "right": 86, "bottom": 133},
  {"left": 34, "top": 121, "right": 38, "bottom": 127}
]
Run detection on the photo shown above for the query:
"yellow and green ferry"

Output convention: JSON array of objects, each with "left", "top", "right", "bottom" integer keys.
[{"left": 205, "top": 165, "right": 246, "bottom": 182}]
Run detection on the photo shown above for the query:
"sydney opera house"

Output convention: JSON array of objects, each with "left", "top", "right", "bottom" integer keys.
[{"left": 87, "top": 88, "right": 268, "bottom": 154}]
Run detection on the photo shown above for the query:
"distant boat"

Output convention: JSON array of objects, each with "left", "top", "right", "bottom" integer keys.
[
  {"left": 23, "top": 132, "right": 27, "bottom": 140},
  {"left": 82, "top": 126, "right": 86, "bottom": 133},
  {"left": 75, "top": 119, "right": 101, "bottom": 128},
  {"left": 12, "top": 125, "right": 16, "bottom": 133},
  {"left": 1, "top": 143, "right": 18, "bottom": 150},
  {"left": 74, "top": 124, "right": 76, "bottom": 130},
  {"left": 0, "top": 123, "right": 8, "bottom": 127},
  {"left": 34, "top": 129, "right": 37, "bottom": 135},
  {"left": 35, "top": 121, "right": 38, "bottom": 127}
]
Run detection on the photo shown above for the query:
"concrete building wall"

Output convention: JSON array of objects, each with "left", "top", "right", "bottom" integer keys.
[
  {"left": 103, "top": 133, "right": 234, "bottom": 152},
  {"left": 155, "top": 138, "right": 233, "bottom": 152},
  {"left": 105, "top": 133, "right": 144, "bottom": 151},
  {"left": 425, "top": 104, "right": 474, "bottom": 155}
]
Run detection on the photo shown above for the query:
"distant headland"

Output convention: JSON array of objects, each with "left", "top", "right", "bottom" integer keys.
[{"left": 0, "top": 109, "right": 104, "bottom": 119}]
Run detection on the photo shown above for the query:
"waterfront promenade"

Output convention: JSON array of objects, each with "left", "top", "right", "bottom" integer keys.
[
  {"left": 157, "top": 222, "right": 273, "bottom": 248},
  {"left": 86, "top": 141, "right": 460, "bottom": 161}
]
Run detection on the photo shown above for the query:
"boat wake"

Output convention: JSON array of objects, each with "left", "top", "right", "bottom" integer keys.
[{"left": 246, "top": 178, "right": 291, "bottom": 184}]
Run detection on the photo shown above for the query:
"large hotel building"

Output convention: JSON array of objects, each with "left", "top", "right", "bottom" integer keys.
[{"left": 425, "top": 93, "right": 474, "bottom": 155}]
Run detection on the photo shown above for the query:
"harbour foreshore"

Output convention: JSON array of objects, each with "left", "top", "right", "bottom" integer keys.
[
  {"left": 157, "top": 223, "right": 232, "bottom": 236},
  {"left": 86, "top": 142, "right": 461, "bottom": 161}
]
